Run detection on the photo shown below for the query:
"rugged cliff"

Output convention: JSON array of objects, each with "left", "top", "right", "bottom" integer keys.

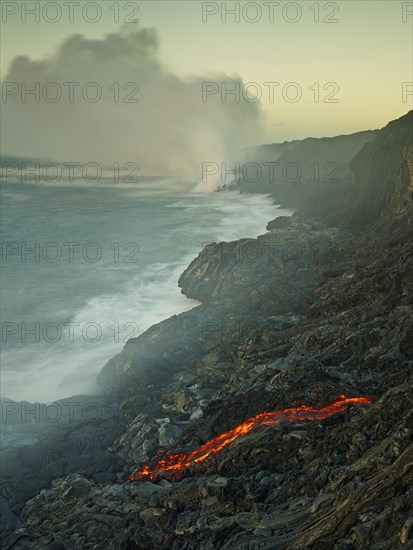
[
  {"left": 221, "top": 130, "right": 378, "bottom": 208},
  {"left": 305, "top": 110, "right": 413, "bottom": 234},
  {"left": 2, "top": 112, "right": 412, "bottom": 549}
]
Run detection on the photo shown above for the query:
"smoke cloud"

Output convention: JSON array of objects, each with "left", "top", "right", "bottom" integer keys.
[{"left": 2, "top": 26, "right": 266, "bottom": 189}]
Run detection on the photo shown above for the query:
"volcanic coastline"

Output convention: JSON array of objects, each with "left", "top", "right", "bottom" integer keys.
[{"left": 1, "top": 111, "right": 412, "bottom": 549}]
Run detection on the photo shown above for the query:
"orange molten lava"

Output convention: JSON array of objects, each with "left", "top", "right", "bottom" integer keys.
[{"left": 128, "top": 395, "right": 372, "bottom": 482}]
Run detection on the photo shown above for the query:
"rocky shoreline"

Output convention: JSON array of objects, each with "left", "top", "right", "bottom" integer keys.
[{"left": 1, "top": 111, "right": 412, "bottom": 549}]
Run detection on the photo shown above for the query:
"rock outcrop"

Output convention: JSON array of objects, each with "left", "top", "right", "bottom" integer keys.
[
  {"left": 221, "top": 129, "right": 378, "bottom": 208},
  {"left": 305, "top": 110, "right": 413, "bottom": 234}
]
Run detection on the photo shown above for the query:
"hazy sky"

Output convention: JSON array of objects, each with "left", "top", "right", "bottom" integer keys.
[{"left": 1, "top": 0, "right": 412, "bottom": 142}]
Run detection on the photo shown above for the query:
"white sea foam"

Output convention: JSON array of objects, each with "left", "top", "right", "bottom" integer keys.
[{"left": 1, "top": 186, "right": 292, "bottom": 402}]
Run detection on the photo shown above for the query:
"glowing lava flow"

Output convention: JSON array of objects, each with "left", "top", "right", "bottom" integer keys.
[{"left": 128, "top": 395, "right": 372, "bottom": 482}]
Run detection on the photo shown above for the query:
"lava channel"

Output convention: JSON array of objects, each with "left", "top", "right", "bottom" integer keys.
[{"left": 127, "top": 395, "right": 372, "bottom": 482}]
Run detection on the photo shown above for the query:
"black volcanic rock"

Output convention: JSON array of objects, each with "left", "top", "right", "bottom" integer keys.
[
  {"left": 2, "top": 112, "right": 412, "bottom": 549},
  {"left": 97, "top": 215, "right": 352, "bottom": 402},
  {"left": 177, "top": 217, "right": 349, "bottom": 307},
  {"left": 221, "top": 130, "right": 378, "bottom": 208},
  {"left": 304, "top": 110, "right": 413, "bottom": 233},
  {"left": 0, "top": 395, "right": 126, "bottom": 522}
]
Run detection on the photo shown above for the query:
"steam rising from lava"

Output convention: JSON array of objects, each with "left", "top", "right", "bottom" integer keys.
[
  {"left": 2, "top": 26, "right": 264, "bottom": 187},
  {"left": 128, "top": 395, "right": 372, "bottom": 482}
]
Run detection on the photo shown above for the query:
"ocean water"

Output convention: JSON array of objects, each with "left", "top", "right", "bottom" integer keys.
[{"left": 0, "top": 179, "right": 292, "bottom": 402}]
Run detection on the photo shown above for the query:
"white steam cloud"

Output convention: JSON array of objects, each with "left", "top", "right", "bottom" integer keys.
[{"left": 2, "top": 26, "right": 266, "bottom": 190}]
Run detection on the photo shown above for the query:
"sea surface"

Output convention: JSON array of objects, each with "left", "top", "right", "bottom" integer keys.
[{"left": 0, "top": 178, "right": 292, "bottom": 402}]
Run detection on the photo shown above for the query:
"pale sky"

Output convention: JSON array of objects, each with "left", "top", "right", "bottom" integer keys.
[{"left": 1, "top": 0, "right": 412, "bottom": 141}]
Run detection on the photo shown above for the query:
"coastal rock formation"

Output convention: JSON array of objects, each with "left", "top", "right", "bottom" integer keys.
[
  {"left": 306, "top": 110, "right": 413, "bottom": 234},
  {"left": 221, "top": 129, "right": 378, "bottom": 208},
  {"left": 0, "top": 395, "right": 126, "bottom": 523},
  {"left": 97, "top": 216, "right": 351, "bottom": 401},
  {"left": 1, "top": 112, "right": 412, "bottom": 549}
]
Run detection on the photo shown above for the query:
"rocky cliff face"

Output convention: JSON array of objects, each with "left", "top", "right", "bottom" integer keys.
[
  {"left": 2, "top": 112, "right": 412, "bottom": 549},
  {"left": 347, "top": 111, "right": 412, "bottom": 231},
  {"left": 305, "top": 110, "right": 413, "bottom": 234},
  {"left": 222, "top": 130, "right": 378, "bottom": 208}
]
